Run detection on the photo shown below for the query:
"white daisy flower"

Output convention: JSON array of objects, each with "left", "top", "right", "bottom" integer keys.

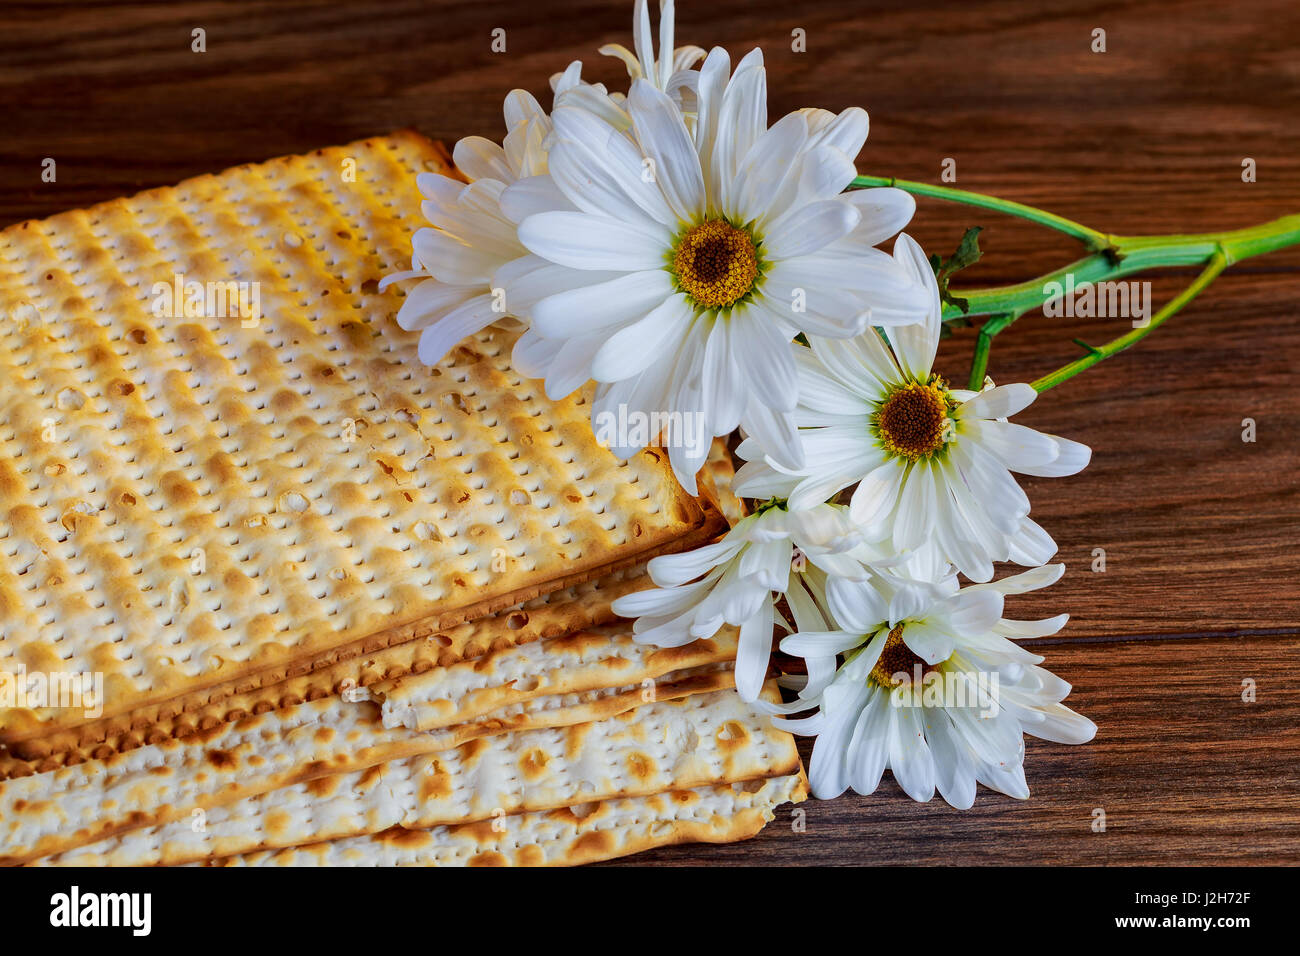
[
  {"left": 734, "top": 232, "right": 1092, "bottom": 580},
  {"left": 380, "top": 89, "right": 562, "bottom": 365},
  {"left": 557, "top": 0, "right": 705, "bottom": 127},
  {"left": 510, "top": 52, "right": 927, "bottom": 491},
  {"left": 610, "top": 500, "right": 887, "bottom": 702},
  {"left": 772, "top": 562, "right": 1096, "bottom": 807},
  {"left": 599, "top": 0, "right": 705, "bottom": 95}
]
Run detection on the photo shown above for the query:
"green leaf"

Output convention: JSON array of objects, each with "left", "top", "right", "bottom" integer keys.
[
  {"left": 946, "top": 226, "right": 984, "bottom": 272},
  {"left": 930, "top": 226, "right": 984, "bottom": 314}
]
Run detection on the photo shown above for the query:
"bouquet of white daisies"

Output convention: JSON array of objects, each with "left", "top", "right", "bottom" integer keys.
[{"left": 386, "top": 0, "right": 1300, "bottom": 807}]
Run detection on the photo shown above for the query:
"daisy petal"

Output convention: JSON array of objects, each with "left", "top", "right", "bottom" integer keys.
[
  {"left": 452, "top": 135, "right": 512, "bottom": 182},
  {"left": 735, "top": 598, "right": 775, "bottom": 702},
  {"left": 945, "top": 588, "right": 1005, "bottom": 637},
  {"left": 927, "top": 712, "right": 977, "bottom": 809},
  {"left": 847, "top": 692, "right": 892, "bottom": 795},
  {"left": 590, "top": 292, "right": 696, "bottom": 381},
  {"left": 518, "top": 211, "right": 670, "bottom": 271},
  {"left": 735, "top": 111, "right": 809, "bottom": 226},
  {"left": 416, "top": 294, "right": 499, "bottom": 366},
  {"left": 842, "top": 187, "right": 916, "bottom": 246},
  {"left": 779, "top": 630, "right": 866, "bottom": 657},
  {"left": 803, "top": 106, "right": 869, "bottom": 159},
  {"left": 701, "top": 318, "right": 747, "bottom": 434},
  {"left": 499, "top": 175, "right": 573, "bottom": 222},
  {"left": 966, "top": 419, "right": 1062, "bottom": 471},
  {"left": 885, "top": 233, "right": 942, "bottom": 378},
  {"left": 995, "top": 614, "right": 1070, "bottom": 639},
  {"left": 964, "top": 382, "right": 1038, "bottom": 420},
  {"left": 741, "top": 397, "right": 804, "bottom": 471},
  {"left": 1009, "top": 517, "right": 1059, "bottom": 566},
  {"left": 530, "top": 269, "right": 674, "bottom": 338},
  {"left": 1026, "top": 701, "right": 1098, "bottom": 745},
  {"left": 807, "top": 682, "right": 866, "bottom": 799},
  {"left": 627, "top": 79, "right": 706, "bottom": 221},
  {"left": 647, "top": 538, "right": 742, "bottom": 587},
  {"left": 764, "top": 199, "right": 861, "bottom": 260},
  {"left": 888, "top": 705, "right": 936, "bottom": 802},
  {"left": 1014, "top": 435, "right": 1092, "bottom": 477},
  {"left": 412, "top": 228, "right": 502, "bottom": 285},
  {"left": 394, "top": 280, "right": 477, "bottom": 332}
]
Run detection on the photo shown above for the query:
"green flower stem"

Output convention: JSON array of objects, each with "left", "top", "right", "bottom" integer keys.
[
  {"left": 851, "top": 174, "right": 1112, "bottom": 250},
  {"left": 1029, "top": 249, "right": 1228, "bottom": 392},
  {"left": 966, "top": 309, "right": 1024, "bottom": 391},
  {"left": 850, "top": 175, "right": 1300, "bottom": 391}
]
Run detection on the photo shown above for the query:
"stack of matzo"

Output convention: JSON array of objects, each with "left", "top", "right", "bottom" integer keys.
[{"left": 0, "top": 132, "right": 805, "bottom": 865}]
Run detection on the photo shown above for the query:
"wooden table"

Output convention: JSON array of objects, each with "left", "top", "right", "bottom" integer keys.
[{"left": 2, "top": 0, "right": 1295, "bottom": 865}]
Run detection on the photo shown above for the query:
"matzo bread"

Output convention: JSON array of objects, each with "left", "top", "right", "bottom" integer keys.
[
  {"left": 361, "top": 665, "right": 735, "bottom": 759},
  {"left": 2, "top": 562, "right": 654, "bottom": 768},
  {"left": 370, "top": 623, "right": 738, "bottom": 731},
  {"left": 205, "top": 773, "right": 806, "bottom": 867},
  {"left": 0, "top": 616, "right": 733, "bottom": 777},
  {"left": 0, "top": 132, "right": 721, "bottom": 746},
  {"left": 0, "top": 626, "right": 744, "bottom": 864},
  {"left": 37, "top": 685, "right": 795, "bottom": 866},
  {"left": 703, "top": 437, "right": 745, "bottom": 526},
  {"left": 5, "top": 440, "right": 735, "bottom": 762}
]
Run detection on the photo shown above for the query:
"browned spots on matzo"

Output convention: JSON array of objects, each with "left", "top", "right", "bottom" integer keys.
[
  {"left": 571, "top": 830, "right": 615, "bottom": 860},
  {"left": 515, "top": 845, "right": 544, "bottom": 866},
  {"left": 716, "top": 720, "right": 750, "bottom": 752},
  {"left": 205, "top": 748, "right": 238, "bottom": 770},
  {"left": 546, "top": 805, "right": 582, "bottom": 825},
  {"left": 548, "top": 629, "right": 619, "bottom": 657},
  {"left": 374, "top": 826, "right": 431, "bottom": 849},
  {"left": 627, "top": 752, "right": 657, "bottom": 782},
  {"left": 418, "top": 764, "right": 452, "bottom": 802},
  {"left": 564, "top": 723, "right": 591, "bottom": 760},
  {"left": 458, "top": 737, "right": 488, "bottom": 765},
  {"left": 520, "top": 748, "right": 549, "bottom": 779},
  {"left": 265, "top": 810, "right": 291, "bottom": 838},
  {"left": 306, "top": 775, "right": 340, "bottom": 799},
  {"left": 647, "top": 640, "right": 719, "bottom": 671}
]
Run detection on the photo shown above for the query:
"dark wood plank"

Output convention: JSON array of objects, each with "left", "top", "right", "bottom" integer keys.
[
  {"left": 938, "top": 272, "right": 1300, "bottom": 639},
  {"left": 1, "top": 0, "right": 1296, "bottom": 865},
  {"left": 601, "top": 635, "right": 1300, "bottom": 865},
  {"left": 3, "top": 0, "right": 1299, "bottom": 281}
]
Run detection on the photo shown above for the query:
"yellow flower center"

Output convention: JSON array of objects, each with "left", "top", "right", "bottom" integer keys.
[
  {"left": 874, "top": 379, "right": 952, "bottom": 460},
  {"left": 869, "top": 624, "right": 933, "bottom": 688},
  {"left": 671, "top": 219, "right": 759, "bottom": 309}
]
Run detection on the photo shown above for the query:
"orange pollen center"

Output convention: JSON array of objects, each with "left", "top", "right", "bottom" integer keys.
[
  {"left": 874, "top": 380, "right": 951, "bottom": 460},
  {"left": 672, "top": 219, "right": 759, "bottom": 309},
  {"left": 869, "top": 624, "right": 934, "bottom": 688}
]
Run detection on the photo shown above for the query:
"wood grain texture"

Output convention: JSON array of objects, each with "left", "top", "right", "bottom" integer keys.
[
  {"left": 605, "top": 636, "right": 1300, "bottom": 865},
  {"left": 0, "top": 0, "right": 1296, "bottom": 865}
]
